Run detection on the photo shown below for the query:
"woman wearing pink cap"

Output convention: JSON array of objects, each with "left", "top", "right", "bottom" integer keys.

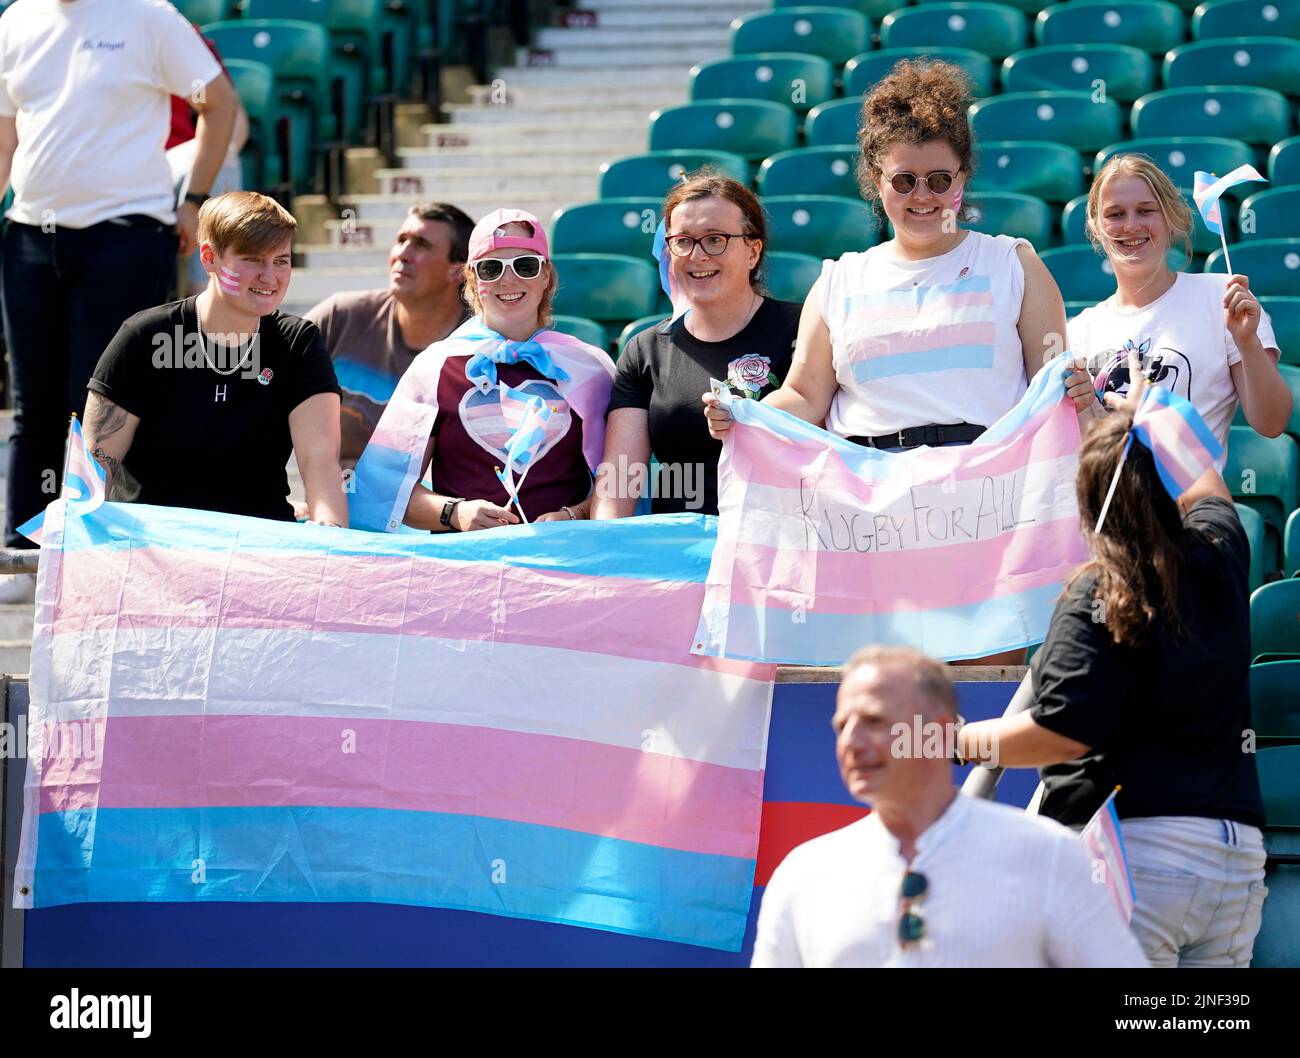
[{"left": 348, "top": 209, "right": 615, "bottom": 533}]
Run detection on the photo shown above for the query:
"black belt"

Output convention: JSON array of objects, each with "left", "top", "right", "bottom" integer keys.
[{"left": 846, "top": 422, "right": 986, "bottom": 450}]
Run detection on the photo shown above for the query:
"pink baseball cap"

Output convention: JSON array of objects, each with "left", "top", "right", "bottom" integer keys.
[{"left": 468, "top": 208, "right": 550, "bottom": 261}]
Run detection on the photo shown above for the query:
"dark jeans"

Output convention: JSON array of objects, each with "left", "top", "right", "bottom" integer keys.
[{"left": 2, "top": 218, "right": 175, "bottom": 546}]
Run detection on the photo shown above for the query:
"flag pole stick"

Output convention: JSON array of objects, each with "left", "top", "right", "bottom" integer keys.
[{"left": 1218, "top": 226, "right": 1233, "bottom": 278}]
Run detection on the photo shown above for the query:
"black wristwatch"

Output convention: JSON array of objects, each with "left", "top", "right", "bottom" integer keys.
[
  {"left": 183, "top": 191, "right": 209, "bottom": 207},
  {"left": 440, "top": 497, "right": 464, "bottom": 531}
]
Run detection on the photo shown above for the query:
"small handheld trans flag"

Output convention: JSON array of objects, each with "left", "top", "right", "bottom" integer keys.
[
  {"left": 495, "top": 383, "right": 555, "bottom": 521},
  {"left": 1193, "top": 165, "right": 1266, "bottom": 275},
  {"left": 1081, "top": 787, "right": 1135, "bottom": 925},
  {"left": 653, "top": 218, "right": 690, "bottom": 321},
  {"left": 17, "top": 416, "right": 107, "bottom": 546}
]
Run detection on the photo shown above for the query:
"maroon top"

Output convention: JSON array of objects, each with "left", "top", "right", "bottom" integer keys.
[{"left": 429, "top": 356, "right": 591, "bottom": 519}]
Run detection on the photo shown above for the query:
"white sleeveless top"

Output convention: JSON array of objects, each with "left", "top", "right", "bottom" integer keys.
[{"left": 820, "top": 231, "right": 1031, "bottom": 438}]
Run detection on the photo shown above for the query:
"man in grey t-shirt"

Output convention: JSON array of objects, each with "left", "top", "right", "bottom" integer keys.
[{"left": 306, "top": 203, "right": 473, "bottom": 463}]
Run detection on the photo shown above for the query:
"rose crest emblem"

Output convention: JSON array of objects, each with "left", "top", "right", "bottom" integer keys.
[{"left": 726, "top": 354, "right": 777, "bottom": 398}]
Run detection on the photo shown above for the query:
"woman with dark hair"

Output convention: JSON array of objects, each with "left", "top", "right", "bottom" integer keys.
[
  {"left": 958, "top": 355, "right": 1267, "bottom": 967},
  {"left": 591, "top": 169, "right": 801, "bottom": 518},
  {"left": 704, "top": 59, "right": 1095, "bottom": 663}
]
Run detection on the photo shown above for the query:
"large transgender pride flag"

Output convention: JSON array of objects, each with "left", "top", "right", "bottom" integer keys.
[
  {"left": 694, "top": 362, "right": 1089, "bottom": 665},
  {"left": 13, "top": 502, "right": 774, "bottom": 951}
]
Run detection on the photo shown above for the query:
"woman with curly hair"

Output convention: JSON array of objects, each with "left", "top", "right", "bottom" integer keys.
[{"left": 705, "top": 59, "right": 1094, "bottom": 662}]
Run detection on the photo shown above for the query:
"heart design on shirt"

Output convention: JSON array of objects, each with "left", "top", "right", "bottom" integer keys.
[{"left": 457, "top": 378, "right": 571, "bottom": 463}]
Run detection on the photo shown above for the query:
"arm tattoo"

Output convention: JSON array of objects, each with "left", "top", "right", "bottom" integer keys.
[
  {"left": 84, "top": 397, "right": 139, "bottom": 500},
  {"left": 84, "top": 396, "right": 128, "bottom": 444}
]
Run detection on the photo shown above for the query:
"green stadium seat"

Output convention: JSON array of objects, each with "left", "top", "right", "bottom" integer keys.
[
  {"left": 881, "top": 3, "right": 1029, "bottom": 59},
  {"left": 1257, "top": 746, "right": 1300, "bottom": 816},
  {"left": 201, "top": 20, "right": 335, "bottom": 187},
  {"left": 1094, "top": 137, "right": 1255, "bottom": 194},
  {"left": 731, "top": 7, "right": 871, "bottom": 66},
  {"left": 1035, "top": 0, "right": 1186, "bottom": 54},
  {"left": 844, "top": 47, "right": 996, "bottom": 98},
  {"left": 974, "top": 140, "right": 1085, "bottom": 202},
  {"left": 649, "top": 101, "right": 798, "bottom": 162},
  {"left": 245, "top": 0, "right": 385, "bottom": 138},
  {"left": 1260, "top": 297, "right": 1300, "bottom": 368},
  {"left": 765, "top": 251, "right": 824, "bottom": 302},
  {"left": 1193, "top": 0, "right": 1300, "bottom": 39},
  {"left": 551, "top": 254, "right": 662, "bottom": 330},
  {"left": 550, "top": 199, "right": 661, "bottom": 258},
  {"left": 1060, "top": 194, "right": 1090, "bottom": 245},
  {"left": 774, "top": 0, "right": 897, "bottom": 15},
  {"left": 223, "top": 58, "right": 282, "bottom": 188},
  {"left": 1286, "top": 507, "right": 1300, "bottom": 577},
  {"left": 617, "top": 315, "right": 670, "bottom": 358},
  {"left": 1130, "top": 86, "right": 1293, "bottom": 146},
  {"left": 804, "top": 97, "right": 862, "bottom": 147},
  {"left": 758, "top": 146, "right": 860, "bottom": 198},
  {"left": 1280, "top": 364, "right": 1300, "bottom": 448},
  {"left": 1039, "top": 243, "right": 1188, "bottom": 301},
  {"left": 692, "top": 54, "right": 836, "bottom": 113},
  {"left": 1239, "top": 188, "right": 1300, "bottom": 243},
  {"left": 173, "top": 0, "right": 230, "bottom": 21},
  {"left": 969, "top": 91, "right": 1124, "bottom": 151},
  {"left": 1237, "top": 502, "right": 1269, "bottom": 593},
  {"left": 917, "top": 0, "right": 1044, "bottom": 10},
  {"left": 963, "top": 190, "right": 1054, "bottom": 246},
  {"left": 1164, "top": 38, "right": 1300, "bottom": 96},
  {"left": 1268, "top": 136, "right": 1300, "bottom": 187},
  {"left": 1251, "top": 660, "right": 1300, "bottom": 739},
  {"left": 1228, "top": 427, "right": 1300, "bottom": 573},
  {"left": 1251, "top": 578, "right": 1300, "bottom": 660},
  {"left": 550, "top": 316, "right": 610, "bottom": 353},
  {"left": 599, "top": 150, "right": 748, "bottom": 200},
  {"left": 764, "top": 195, "right": 880, "bottom": 259},
  {"left": 1001, "top": 44, "right": 1156, "bottom": 103},
  {"left": 1204, "top": 238, "right": 1300, "bottom": 297}
]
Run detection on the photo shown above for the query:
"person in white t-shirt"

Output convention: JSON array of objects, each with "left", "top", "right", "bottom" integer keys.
[
  {"left": 0, "top": 0, "right": 238, "bottom": 560},
  {"left": 704, "top": 59, "right": 1095, "bottom": 664},
  {"left": 1067, "top": 153, "right": 1290, "bottom": 450},
  {"left": 750, "top": 645, "right": 1147, "bottom": 968}
]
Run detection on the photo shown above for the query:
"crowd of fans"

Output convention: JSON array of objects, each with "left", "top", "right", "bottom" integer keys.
[{"left": 0, "top": 0, "right": 1291, "bottom": 969}]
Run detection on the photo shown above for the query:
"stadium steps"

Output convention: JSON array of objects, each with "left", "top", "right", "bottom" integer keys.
[{"left": 289, "top": 0, "right": 764, "bottom": 317}]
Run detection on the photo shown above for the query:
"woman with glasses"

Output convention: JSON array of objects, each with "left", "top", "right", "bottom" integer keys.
[
  {"left": 348, "top": 209, "right": 615, "bottom": 533},
  {"left": 704, "top": 59, "right": 1095, "bottom": 663},
  {"left": 592, "top": 171, "right": 801, "bottom": 518}
]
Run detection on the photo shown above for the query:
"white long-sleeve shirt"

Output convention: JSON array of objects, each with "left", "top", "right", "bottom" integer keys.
[{"left": 752, "top": 792, "right": 1148, "bottom": 968}]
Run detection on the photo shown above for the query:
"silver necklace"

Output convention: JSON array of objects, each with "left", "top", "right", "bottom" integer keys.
[{"left": 196, "top": 301, "right": 259, "bottom": 376}]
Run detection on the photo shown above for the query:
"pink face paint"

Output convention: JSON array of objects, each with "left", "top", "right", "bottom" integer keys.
[
  {"left": 951, "top": 183, "right": 963, "bottom": 215},
  {"left": 217, "top": 266, "right": 242, "bottom": 295}
]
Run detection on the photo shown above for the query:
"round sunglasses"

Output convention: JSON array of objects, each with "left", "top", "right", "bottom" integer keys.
[
  {"left": 887, "top": 170, "right": 956, "bottom": 196},
  {"left": 472, "top": 254, "right": 546, "bottom": 282}
]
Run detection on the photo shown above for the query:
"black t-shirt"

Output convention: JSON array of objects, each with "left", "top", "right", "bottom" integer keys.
[
  {"left": 607, "top": 297, "right": 801, "bottom": 515},
  {"left": 1031, "top": 497, "right": 1264, "bottom": 829},
  {"left": 88, "top": 297, "right": 341, "bottom": 521}
]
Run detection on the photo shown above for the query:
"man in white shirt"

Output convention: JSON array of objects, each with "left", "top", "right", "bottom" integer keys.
[
  {"left": 0, "top": 0, "right": 237, "bottom": 551},
  {"left": 751, "top": 645, "right": 1147, "bottom": 968}
]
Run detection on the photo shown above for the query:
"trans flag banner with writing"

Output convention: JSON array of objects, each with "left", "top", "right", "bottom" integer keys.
[
  {"left": 694, "top": 362, "right": 1088, "bottom": 665},
  {"left": 13, "top": 501, "right": 775, "bottom": 952}
]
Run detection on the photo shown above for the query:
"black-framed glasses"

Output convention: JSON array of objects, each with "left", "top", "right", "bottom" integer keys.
[
  {"left": 898, "top": 870, "right": 928, "bottom": 948},
  {"left": 665, "top": 233, "right": 749, "bottom": 257},
  {"left": 472, "top": 254, "right": 546, "bottom": 282},
  {"left": 887, "top": 171, "right": 956, "bottom": 196}
]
